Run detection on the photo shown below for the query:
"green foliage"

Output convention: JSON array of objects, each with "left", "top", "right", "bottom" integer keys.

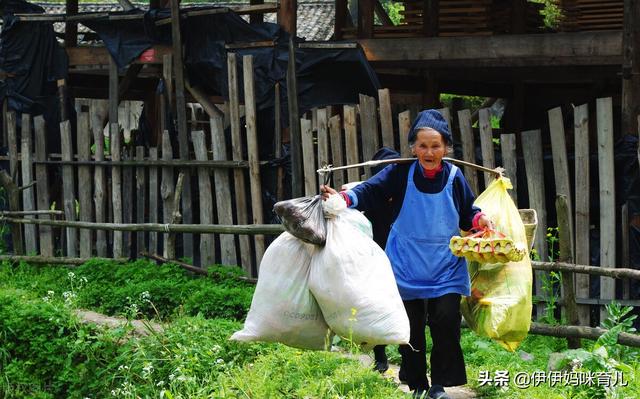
[
  {"left": 440, "top": 93, "right": 486, "bottom": 111},
  {"left": 529, "top": 0, "right": 562, "bottom": 29},
  {"left": 538, "top": 271, "right": 562, "bottom": 325},
  {"left": 380, "top": 1, "right": 404, "bottom": 26},
  {"left": 546, "top": 226, "right": 560, "bottom": 261}
]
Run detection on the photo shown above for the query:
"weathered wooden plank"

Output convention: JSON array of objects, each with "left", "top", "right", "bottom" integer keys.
[
  {"left": 328, "top": 114, "right": 345, "bottom": 189},
  {"left": 548, "top": 106, "right": 575, "bottom": 252},
  {"left": 378, "top": 88, "right": 394, "bottom": 149},
  {"left": 521, "top": 129, "right": 549, "bottom": 320},
  {"left": 91, "top": 101, "right": 107, "bottom": 257},
  {"left": 358, "top": 31, "right": 623, "bottom": 66},
  {"left": 457, "top": 109, "right": 479, "bottom": 195},
  {"left": 161, "top": 131, "right": 175, "bottom": 259},
  {"left": 359, "top": 94, "right": 380, "bottom": 177},
  {"left": 77, "top": 112, "right": 93, "bottom": 258},
  {"left": 301, "top": 119, "right": 317, "bottom": 196},
  {"left": 317, "top": 107, "right": 329, "bottom": 168},
  {"left": 573, "top": 103, "right": 590, "bottom": 325},
  {"left": 596, "top": 97, "right": 616, "bottom": 321},
  {"left": 148, "top": 147, "right": 159, "bottom": 255},
  {"left": 398, "top": 110, "right": 412, "bottom": 157},
  {"left": 7, "top": 111, "right": 18, "bottom": 181},
  {"left": 33, "top": 116, "right": 53, "bottom": 256},
  {"left": 478, "top": 108, "right": 496, "bottom": 187},
  {"left": 500, "top": 133, "right": 518, "bottom": 204},
  {"left": 243, "top": 55, "right": 265, "bottom": 265},
  {"left": 122, "top": 147, "right": 133, "bottom": 257},
  {"left": 136, "top": 146, "right": 147, "bottom": 255},
  {"left": 622, "top": 203, "right": 630, "bottom": 300},
  {"left": 110, "top": 57, "right": 123, "bottom": 258},
  {"left": 170, "top": 0, "right": 194, "bottom": 261},
  {"left": 60, "top": 120, "right": 78, "bottom": 257},
  {"left": 227, "top": 52, "right": 252, "bottom": 275},
  {"left": 210, "top": 115, "right": 237, "bottom": 266},
  {"left": 160, "top": 131, "right": 176, "bottom": 258},
  {"left": 344, "top": 105, "right": 360, "bottom": 183},
  {"left": 20, "top": 115, "right": 37, "bottom": 254},
  {"left": 286, "top": 38, "right": 303, "bottom": 197},
  {"left": 191, "top": 130, "right": 215, "bottom": 268}
]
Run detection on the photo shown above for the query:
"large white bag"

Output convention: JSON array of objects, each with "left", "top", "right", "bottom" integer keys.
[
  {"left": 231, "top": 232, "right": 331, "bottom": 350},
  {"left": 309, "top": 207, "right": 410, "bottom": 347}
]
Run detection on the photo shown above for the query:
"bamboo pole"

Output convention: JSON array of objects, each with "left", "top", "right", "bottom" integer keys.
[
  {"left": 0, "top": 255, "right": 128, "bottom": 265},
  {"left": 530, "top": 322, "right": 640, "bottom": 348},
  {"left": 0, "top": 217, "right": 283, "bottom": 235},
  {"left": 140, "top": 252, "right": 257, "bottom": 284},
  {"left": 531, "top": 261, "right": 640, "bottom": 280}
]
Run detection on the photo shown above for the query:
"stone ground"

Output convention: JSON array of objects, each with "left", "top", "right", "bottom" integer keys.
[{"left": 75, "top": 310, "right": 478, "bottom": 398}]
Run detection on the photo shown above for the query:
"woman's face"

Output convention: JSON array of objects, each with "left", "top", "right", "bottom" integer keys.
[{"left": 411, "top": 128, "right": 446, "bottom": 171}]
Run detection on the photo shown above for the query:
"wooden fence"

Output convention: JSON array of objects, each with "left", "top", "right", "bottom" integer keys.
[{"left": 0, "top": 56, "right": 636, "bottom": 326}]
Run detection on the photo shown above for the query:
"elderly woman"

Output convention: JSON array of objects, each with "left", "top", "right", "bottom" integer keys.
[{"left": 321, "top": 109, "right": 492, "bottom": 399}]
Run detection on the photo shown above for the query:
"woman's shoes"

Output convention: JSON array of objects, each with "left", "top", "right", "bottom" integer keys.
[
  {"left": 427, "top": 385, "right": 451, "bottom": 399},
  {"left": 373, "top": 360, "right": 389, "bottom": 373}
]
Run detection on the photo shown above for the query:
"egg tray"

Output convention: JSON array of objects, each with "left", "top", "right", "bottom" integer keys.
[{"left": 449, "top": 229, "right": 526, "bottom": 263}]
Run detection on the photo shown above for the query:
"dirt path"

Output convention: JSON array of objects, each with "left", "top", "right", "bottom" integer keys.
[{"left": 355, "top": 353, "right": 478, "bottom": 398}]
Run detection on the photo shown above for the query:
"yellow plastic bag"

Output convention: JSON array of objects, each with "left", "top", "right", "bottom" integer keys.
[{"left": 459, "top": 177, "right": 532, "bottom": 352}]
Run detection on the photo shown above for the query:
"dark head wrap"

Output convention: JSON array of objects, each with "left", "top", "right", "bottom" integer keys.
[{"left": 408, "top": 109, "right": 452, "bottom": 145}]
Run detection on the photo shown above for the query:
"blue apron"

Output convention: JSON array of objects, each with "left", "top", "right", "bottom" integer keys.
[{"left": 385, "top": 162, "right": 470, "bottom": 300}]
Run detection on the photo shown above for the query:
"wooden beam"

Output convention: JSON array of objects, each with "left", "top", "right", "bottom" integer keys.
[
  {"left": 374, "top": 0, "right": 393, "bottom": 27},
  {"left": 65, "top": 0, "right": 78, "bottom": 47},
  {"left": 358, "top": 31, "right": 623, "bottom": 66},
  {"left": 278, "top": 0, "right": 297, "bottom": 36},
  {"left": 66, "top": 46, "right": 173, "bottom": 67},
  {"left": 511, "top": 0, "right": 527, "bottom": 34},
  {"left": 250, "top": 0, "right": 265, "bottom": 24},
  {"left": 334, "top": 0, "right": 348, "bottom": 40},
  {"left": 622, "top": 0, "right": 640, "bottom": 136},
  {"left": 423, "top": 0, "right": 439, "bottom": 37}
]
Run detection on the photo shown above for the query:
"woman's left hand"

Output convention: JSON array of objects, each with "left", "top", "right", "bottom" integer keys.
[{"left": 477, "top": 214, "right": 495, "bottom": 230}]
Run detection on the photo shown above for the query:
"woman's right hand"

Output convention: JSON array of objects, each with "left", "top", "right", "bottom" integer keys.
[{"left": 320, "top": 184, "right": 338, "bottom": 201}]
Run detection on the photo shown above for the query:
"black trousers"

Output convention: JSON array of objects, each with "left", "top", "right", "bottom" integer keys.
[{"left": 399, "top": 293, "right": 467, "bottom": 391}]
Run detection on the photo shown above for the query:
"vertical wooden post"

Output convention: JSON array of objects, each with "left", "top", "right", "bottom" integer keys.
[
  {"left": 122, "top": 147, "right": 133, "bottom": 257},
  {"left": 191, "top": 130, "right": 215, "bottom": 268},
  {"left": 7, "top": 111, "right": 18, "bottom": 180},
  {"left": 136, "top": 146, "right": 147, "bottom": 255},
  {"left": 378, "top": 88, "right": 394, "bottom": 149},
  {"left": 596, "top": 97, "right": 616, "bottom": 322},
  {"left": 161, "top": 131, "right": 175, "bottom": 259},
  {"left": 478, "top": 108, "right": 495, "bottom": 187},
  {"left": 511, "top": 0, "right": 527, "bottom": 34},
  {"left": 148, "top": 147, "right": 159, "bottom": 255},
  {"left": 358, "top": 0, "right": 374, "bottom": 38},
  {"left": 317, "top": 108, "right": 329, "bottom": 168},
  {"left": 227, "top": 53, "right": 252, "bottom": 275},
  {"left": 0, "top": 171, "right": 22, "bottom": 255},
  {"left": 210, "top": 115, "right": 237, "bottom": 266},
  {"left": 398, "top": 110, "right": 412, "bottom": 158},
  {"left": 521, "top": 129, "right": 549, "bottom": 320},
  {"left": 65, "top": 0, "right": 78, "bottom": 47},
  {"left": 457, "top": 109, "right": 479, "bottom": 195},
  {"left": 110, "top": 57, "right": 123, "bottom": 258},
  {"left": 574, "top": 103, "right": 590, "bottom": 325},
  {"left": 423, "top": 0, "right": 440, "bottom": 37},
  {"left": 91, "top": 101, "right": 107, "bottom": 257},
  {"left": 2, "top": 99, "right": 7, "bottom": 147},
  {"left": 20, "top": 115, "right": 37, "bottom": 254},
  {"left": 328, "top": 114, "right": 345, "bottom": 189},
  {"left": 556, "top": 195, "right": 581, "bottom": 349},
  {"left": 301, "top": 118, "right": 316, "bottom": 195},
  {"left": 622, "top": 0, "right": 640, "bottom": 137},
  {"left": 344, "top": 105, "right": 360, "bottom": 183},
  {"left": 170, "top": 0, "right": 193, "bottom": 260},
  {"left": 60, "top": 120, "right": 78, "bottom": 257},
  {"left": 77, "top": 112, "right": 93, "bottom": 258},
  {"left": 34, "top": 116, "right": 53, "bottom": 256},
  {"left": 286, "top": 39, "right": 303, "bottom": 197},
  {"left": 359, "top": 94, "right": 380, "bottom": 177},
  {"left": 274, "top": 83, "right": 284, "bottom": 201},
  {"left": 334, "top": 0, "right": 347, "bottom": 40},
  {"left": 278, "top": 0, "right": 297, "bottom": 36},
  {"left": 549, "top": 107, "right": 574, "bottom": 251},
  {"left": 500, "top": 134, "right": 518, "bottom": 204},
  {"left": 622, "top": 203, "right": 630, "bottom": 300},
  {"left": 249, "top": 0, "right": 265, "bottom": 24}
]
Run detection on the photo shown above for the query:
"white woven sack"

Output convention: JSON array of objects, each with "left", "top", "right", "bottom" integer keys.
[
  {"left": 231, "top": 232, "right": 330, "bottom": 350},
  {"left": 309, "top": 208, "right": 410, "bottom": 346}
]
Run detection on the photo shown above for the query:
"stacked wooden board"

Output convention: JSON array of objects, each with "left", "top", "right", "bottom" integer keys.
[
  {"left": 560, "top": 0, "right": 623, "bottom": 31},
  {"left": 398, "top": 0, "right": 546, "bottom": 37}
]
